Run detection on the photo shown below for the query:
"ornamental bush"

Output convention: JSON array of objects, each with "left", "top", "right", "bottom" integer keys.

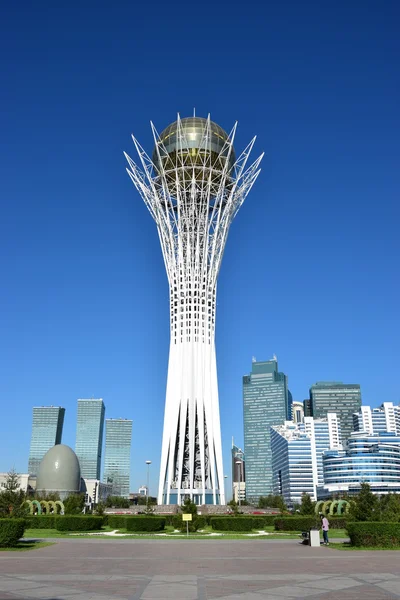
[
  {"left": 274, "top": 517, "right": 319, "bottom": 531},
  {"left": 107, "top": 515, "right": 128, "bottom": 529},
  {"left": 25, "top": 516, "right": 56, "bottom": 529},
  {"left": 125, "top": 517, "right": 166, "bottom": 532},
  {"left": 210, "top": 517, "right": 269, "bottom": 531},
  {"left": 274, "top": 516, "right": 346, "bottom": 531},
  {"left": 171, "top": 515, "right": 206, "bottom": 532},
  {"left": 55, "top": 516, "right": 104, "bottom": 532},
  {"left": 0, "top": 519, "right": 25, "bottom": 547},
  {"left": 328, "top": 517, "right": 347, "bottom": 529},
  {"left": 346, "top": 522, "right": 400, "bottom": 547}
]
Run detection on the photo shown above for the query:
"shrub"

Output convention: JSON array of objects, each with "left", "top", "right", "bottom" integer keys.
[
  {"left": 107, "top": 515, "right": 128, "bottom": 529},
  {"left": 63, "top": 494, "right": 85, "bottom": 515},
  {"left": 274, "top": 517, "right": 319, "bottom": 531},
  {"left": 328, "top": 517, "right": 347, "bottom": 529},
  {"left": 211, "top": 517, "right": 269, "bottom": 532},
  {"left": 346, "top": 522, "right": 400, "bottom": 547},
  {"left": 55, "top": 516, "right": 104, "bottom": 532},
  {"left": 125, "top": 517, "right": 166, "bottom": 532},
  {"left": 25, "top": 516, "right": 56, "bottom": 529},
  {"left": 171, "top": 515, "right": 206, "bottom": 532},
  {"left": 0, "top": 519, "right": 25, "bottom": 547}
]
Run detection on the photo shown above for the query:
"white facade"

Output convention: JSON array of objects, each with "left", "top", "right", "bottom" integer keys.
[
  {"left": 0, "top": 473, "right": 31, "bottom": 492},
  {"left": 271, "top": 415, "right": 342, "bottom": 504},
  {"left": 125, "top": 116, "right": 262, "bottom": 505},
  {"left": 232, "top": 481, "right": 246, "bottom": 503},
  {"left": 319, "top": 432, "right": 400, "bottom": 498},
  {"left": 353, "top": 403, "right": 400, "bottom": 435},
  {"left": 82, "top": 478, "right": 113, "bottom": 506},
  {"left": 292, "top": 401, "right": 304, "bottom": 424}
]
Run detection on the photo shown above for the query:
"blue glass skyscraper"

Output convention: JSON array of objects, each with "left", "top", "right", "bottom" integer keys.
[
  {"left": 75, "top": 399, "right": 105, "bottom": 479},
  {"left": 28, "top": 406, "right": 65, "bottom": 475},
  {"left": 243, "top": 358, "right": 289, "bottom": 502},
  {"left": 103, "top": 418, "right": 132, "bottom": 498}
]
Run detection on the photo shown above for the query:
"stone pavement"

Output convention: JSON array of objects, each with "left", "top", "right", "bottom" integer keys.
[{"left": 0, "top": 538, "right": 400, "bottom": 599}]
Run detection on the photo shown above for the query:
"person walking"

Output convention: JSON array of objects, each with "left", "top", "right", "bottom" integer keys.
[{"left": 320, "top": 514, "right": 329, "bottom": 545}]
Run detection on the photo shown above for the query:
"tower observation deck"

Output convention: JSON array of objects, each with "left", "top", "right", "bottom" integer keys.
[{"left": 125, "top": 115, "right": 263, "bottom": 505}]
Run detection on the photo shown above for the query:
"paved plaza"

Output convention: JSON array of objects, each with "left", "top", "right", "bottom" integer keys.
[{"left": 0, "top": 538, "right": 400, "bottom": 600}]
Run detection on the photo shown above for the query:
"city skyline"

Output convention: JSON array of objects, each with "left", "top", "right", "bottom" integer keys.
[{"left": 1, "top": 2, "right": 399, "bottom": 494}]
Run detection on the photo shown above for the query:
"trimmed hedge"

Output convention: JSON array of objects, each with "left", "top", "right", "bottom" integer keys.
[
  {"left": 171, "top": 515, "right": 206, "bottom": 532},
  {"left": 107, "top": 515, "right": 128, "bottom": 529},
  {"left": 274, "top": 517, "right": 319, "bottom": 531},
  {"left": 210, "top": 517, "right": 270, "bottom": 531},
  {"left": 0, "top": 519, "right": 25, "bottom": 547},
  {"left": 55, "top": 516, "right": 104, "bottom": 532},
  {"left": 328, "top": 517, "right": 347, "bottom": 529},
  {"left": 347, "top": 522, "right": 400, "bottom": 547},
  {"left": 274, "top": 516, "right": 347, "bottom": 531},
  {"left": 125, "top": 517, "right": 166, "bottom": 532},
  {"left": 25, "top": 516, "right": 56, "bottom": 529}
]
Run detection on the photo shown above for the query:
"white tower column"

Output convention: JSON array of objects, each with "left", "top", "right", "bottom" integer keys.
[{"left": 125, "top": 115, "right": 262, "bottom": 505}]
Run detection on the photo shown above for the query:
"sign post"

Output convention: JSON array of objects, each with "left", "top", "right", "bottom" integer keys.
[{"left": 182, "top": 513, "right": 192, "bottom": 538}]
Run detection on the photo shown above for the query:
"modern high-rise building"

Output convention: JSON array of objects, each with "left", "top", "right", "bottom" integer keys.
[
  {"left": 103, "top": 418, "right": 132, "bottom": 498},
  {"left": 125, "top": 115, "right": 262, "bottom": 505},
  {"left": 271, "top": 414, "right": 342, "bottom": 504},
  {"left": 231, "top": 439, "right": 245, "bottom": 503},
  {"left": 353, "top": 403, "right": 400, "bottom": 435},
  {"left": 271, "top": 423, "right": 314, "bottom": 505},
  {"left": 75, "top": 399, "right": 105, "bottom": 479},
  {"left": 309, "top": 382, "right": 361, "bottom": 441},
  {"left": 28, "top": 406, "right": 65, "bottom": 475},
  {"left": 303, "top": 399, "right": 312, "bottom": 417},
  {"left": 320, "top": 432, "right": 400, "bottom": 497},
  {"left": 301, "top": 414, "right": 342, "bottom": 491},
  {"left": 243, "top": 358, "right": 289, "bottom": 502}
]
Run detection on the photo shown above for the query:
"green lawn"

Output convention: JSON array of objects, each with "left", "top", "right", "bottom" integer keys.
[
  {"left": 23, "top": 526, "right": 347, "bottom": 541},
  {"left": 329, "top": 542, "right": 400, "bottom": 551},
  {"left": 0, "top": 541, "right": 54, "bottom": 552}
]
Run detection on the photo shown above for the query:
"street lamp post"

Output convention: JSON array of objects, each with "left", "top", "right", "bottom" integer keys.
[
  {"left": 145, "top": 460, "right": 152, "bottom": 508},
  {"left": 235, "top": 461, "right": 242, "bottom": 507}
]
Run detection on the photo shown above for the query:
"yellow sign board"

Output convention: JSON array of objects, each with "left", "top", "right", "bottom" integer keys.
[{"left": 182, "top": 513, "right": 192, "bottom": 521}]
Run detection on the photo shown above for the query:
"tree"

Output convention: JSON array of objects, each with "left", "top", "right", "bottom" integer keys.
[
  {"left": 181, "top": 498, "right": 197, "bottom": 515},
  {"left": 137, "top": 495, "right": 157, "bottom": 506},
  {"left": 105, "top": 495, "right": 130, "bottom": 508},
  {"left": 34, "top": 491, "right": 60, "bottom": 502},
  {"left": 379, "top": 493, "right": 400, "bottom": 522},
  {"left": 95, "top": 502, "right": 106, "bottom": 516},
  {"left": 0, "top": 469, "right": 27, "bottom": 518},
  {"left": 258, "top": 495, "right": 287, "bottom": 511},
  {"left": 64, "top": 494, "right": 85, "bottom": 515},
  {"left": 299, "top": 493, "right": 315, "bottom": 515},
  {"left": 348, "top": 483, "right": 380, "bottom": 521}
]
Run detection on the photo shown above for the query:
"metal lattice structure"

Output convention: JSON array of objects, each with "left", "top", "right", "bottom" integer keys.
[{"left": 125, "top": 115, "right": 263, "bottom": 505}]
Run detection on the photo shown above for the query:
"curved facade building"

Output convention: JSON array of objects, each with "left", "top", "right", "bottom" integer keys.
[
  {"left": 320, "top": 433, "right": 400, "bottom": 497},
  {"left": 125, "top": 115, "right": 263, "bottom": 504},
  {"left": 36, "top": 444, "right": 81, "bottom": 500}
]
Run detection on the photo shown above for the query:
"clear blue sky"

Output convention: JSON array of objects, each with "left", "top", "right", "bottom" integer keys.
[{"left": 1, "top": 1, "right": 399, "bottom": 497}]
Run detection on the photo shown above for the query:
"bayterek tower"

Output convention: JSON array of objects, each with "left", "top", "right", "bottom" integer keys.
[{"left": 125, "top": 115, "right": 262, "bottom": 505}]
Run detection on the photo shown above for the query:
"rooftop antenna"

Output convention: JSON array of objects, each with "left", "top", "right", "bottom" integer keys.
[
  {"left": 252, "top": 356, "right": 256, "bottom": 363},
  {"left": 193, "top": 107, "right": 196, "bottom": 117}
]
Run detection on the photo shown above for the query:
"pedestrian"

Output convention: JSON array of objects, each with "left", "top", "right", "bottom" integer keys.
[{"left": 320, "top": 514, "right": 329, "bottom": 545}]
